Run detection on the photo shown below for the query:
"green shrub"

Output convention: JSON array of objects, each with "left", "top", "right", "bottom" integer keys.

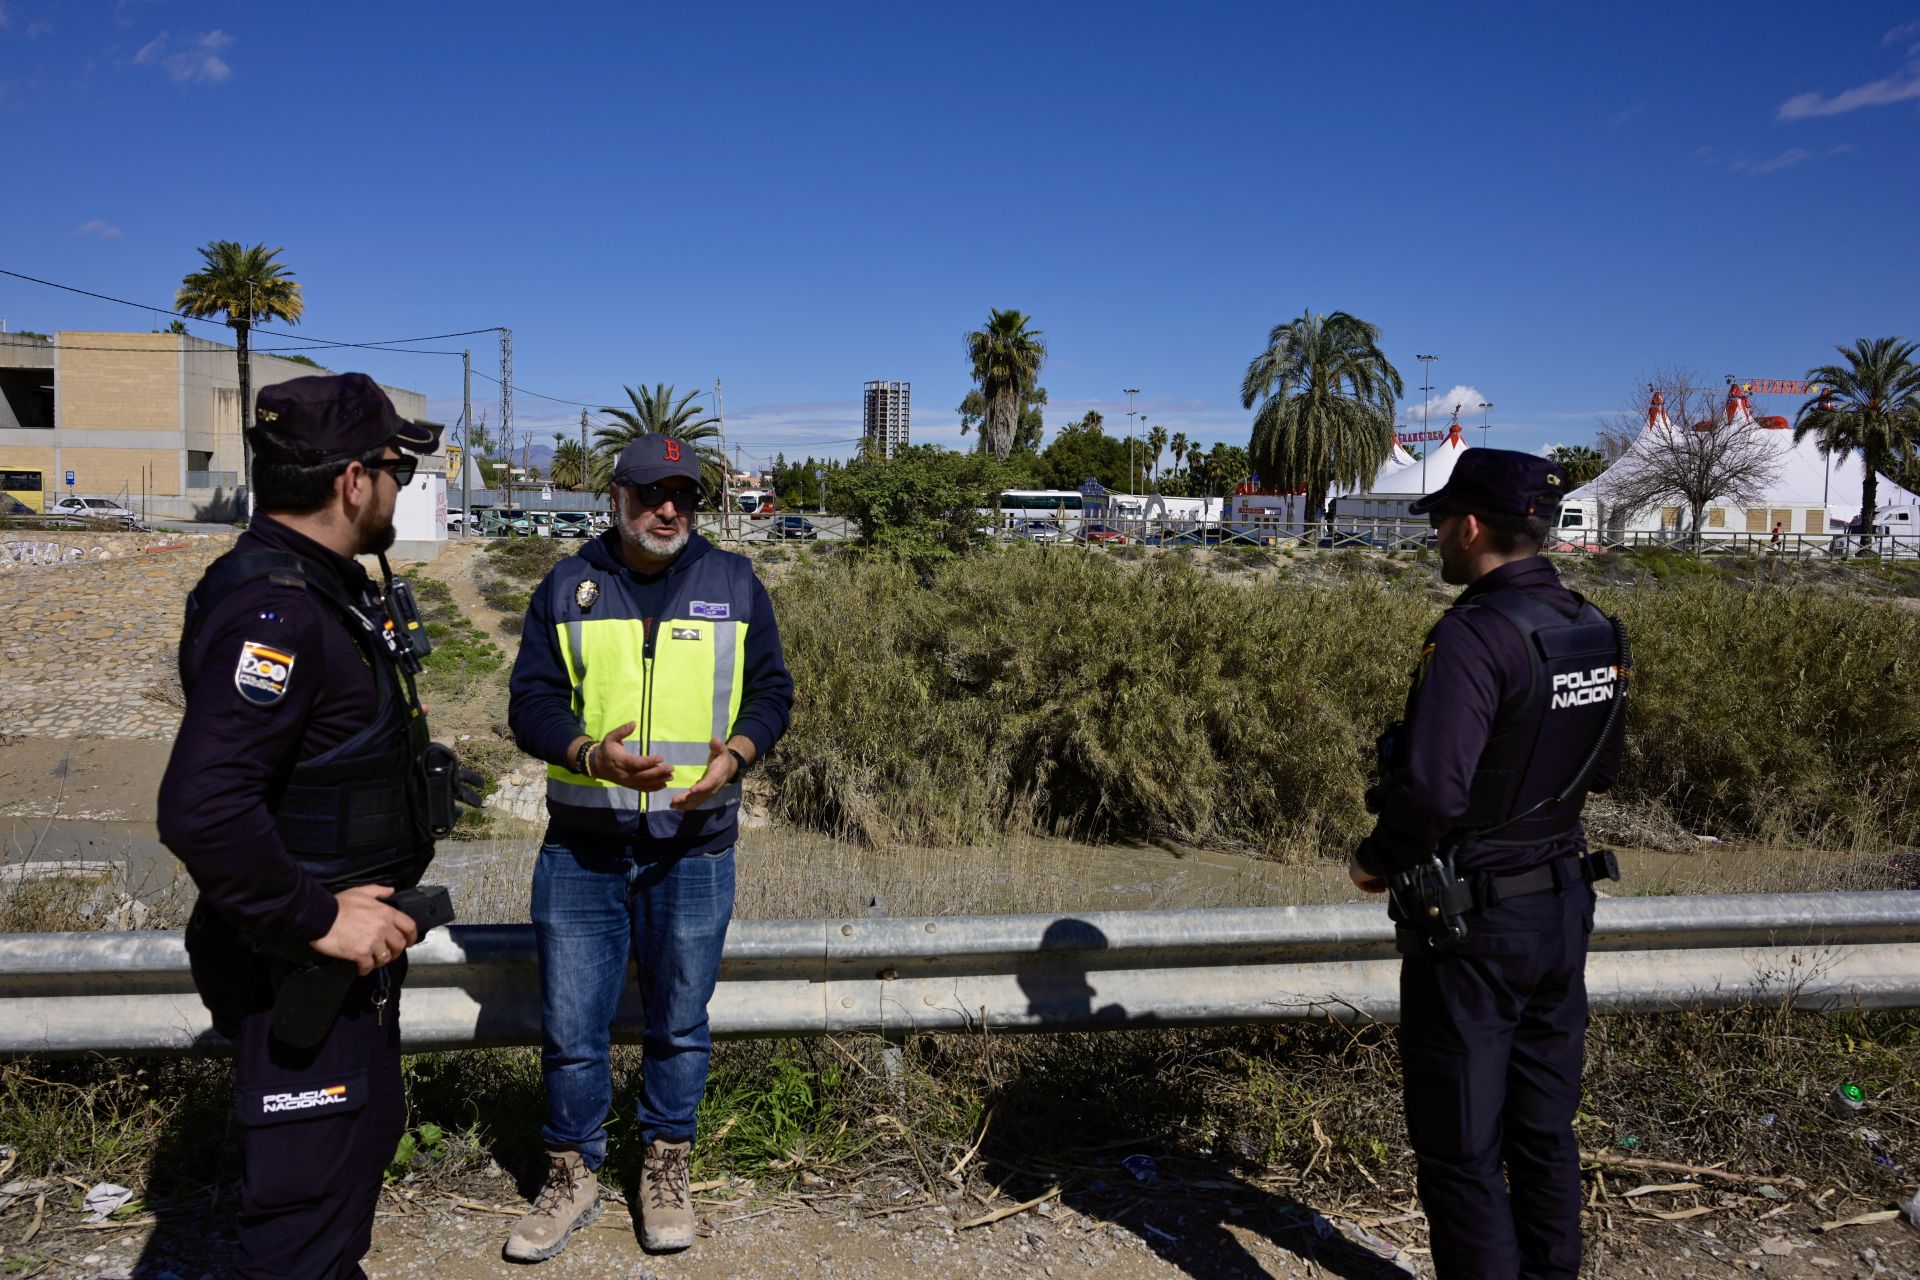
[{"left": 764, "top": 555, "right": 1920, "bottom": 853}]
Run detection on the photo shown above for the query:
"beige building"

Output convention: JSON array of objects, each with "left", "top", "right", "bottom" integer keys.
[{"left": 0, "top": 331, "right": 433, "bottom": 521}]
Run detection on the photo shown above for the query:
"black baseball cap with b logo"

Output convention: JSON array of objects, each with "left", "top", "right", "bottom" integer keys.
[
  {"left": 251, "top": 373, "right": 439, "bottom": 465},
  {"left": 612, "top": 434, "right": 703, "bottom": 487},
  {"left": 1409, "top": 448, "right": 1568, "bottom": 518}
]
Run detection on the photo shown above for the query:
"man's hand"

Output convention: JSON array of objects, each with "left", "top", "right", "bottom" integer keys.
[
  {"left": 669, "top": 737, "right": 738, "bottom": 811},
  {"left": 1348, "top": 855, "right": 1388, "bottom": 894},
  {"left": 310, "top": 885, "right": 419, "bottom": 975},
  {"left": 590, "top": 722, "right": 675, "bottom": 792}
]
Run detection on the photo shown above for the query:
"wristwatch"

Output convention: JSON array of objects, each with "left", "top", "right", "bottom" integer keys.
[{"left": 726, "top": 745, "right": 751, "bottom": 775}]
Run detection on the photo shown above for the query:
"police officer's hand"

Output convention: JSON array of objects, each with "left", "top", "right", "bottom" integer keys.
[
  {"left": 312, "top": 885, "right": 419, "bottom": 975},
  {"left": 1347, "top": 855, "right": 1388, "bottom": 894},
  {"left": 669, "top": 737, "right": 738, "bottom": 811},
  {"left": 591, "top": 722, "right": 675, "bottom": 792}
]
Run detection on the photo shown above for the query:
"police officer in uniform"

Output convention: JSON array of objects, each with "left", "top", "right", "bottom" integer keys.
[
  {"left": 1349, "top": 450, "right": 1627, "bottom": 1280},
  {"left": 158, "top": 373, "right": 446, "bottom": 1280}
]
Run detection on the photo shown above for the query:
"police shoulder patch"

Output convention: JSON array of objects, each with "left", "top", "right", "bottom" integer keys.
[
  {"left": 575, "top": 579, "right": 600, "bottom": 611},
  {"left": 234, "top": 640, "right": 296, "bottom": 706}
]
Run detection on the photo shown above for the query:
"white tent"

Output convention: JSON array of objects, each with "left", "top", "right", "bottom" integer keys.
[
  {"left": 1335, "top": 413, "right": 1476, "bottom": 520},
  {"left": 1562, "top": 384, "right": 1919, "bottom": 538}
]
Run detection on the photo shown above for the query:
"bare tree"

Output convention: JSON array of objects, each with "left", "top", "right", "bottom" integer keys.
[{"left": 1595, "top": 367, "right": 1780, "bottom": 548}]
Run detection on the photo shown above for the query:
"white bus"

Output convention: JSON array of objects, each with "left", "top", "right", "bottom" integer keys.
[
  {"left": 990, "top": 489, "right": 1085, "bottom": 530},
  {"left": 735, "top": 488, "right": 775, "bottom": 517}
]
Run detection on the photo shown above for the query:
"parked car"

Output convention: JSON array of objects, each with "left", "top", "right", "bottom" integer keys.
[
  {"left": 49, "top": 496, "right": 136, "bottom": 523},
  {"left": 772, "top": 515, "right": 818, "bottom": 540},
  {"left": 1075, "top": 522, "right": 1131, "bottom": 545},
  {"left": 550, "top": 511, "right": 592, "bottom": 539},
  {"left": 1013, "top": 519, "right": 1062, "bottom": 543}
]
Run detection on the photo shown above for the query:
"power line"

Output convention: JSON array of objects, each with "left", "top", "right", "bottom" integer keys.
[
  {"left": 0, "top": 336, "right": 465, "bottom": 356},
  {"left": 467, "top": 367, "right": 622, "bottom": 416},
  {"left": 0, "top": 265, "right": 498, "bottom": 352}
]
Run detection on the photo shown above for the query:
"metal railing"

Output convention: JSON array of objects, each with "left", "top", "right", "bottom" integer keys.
[{"left": 3, "top": 892, "right": 1916, "bottom": 1056}]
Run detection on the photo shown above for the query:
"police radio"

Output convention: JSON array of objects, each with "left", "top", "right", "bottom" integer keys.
[{"left": 376, "top": 554, "right": 432, "bottom": 670}]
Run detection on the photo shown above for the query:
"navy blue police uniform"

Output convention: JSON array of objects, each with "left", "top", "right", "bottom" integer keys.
[
  {"left": 1354, "top": 450, "right": 1627, "bottom": 1280},
  {"left": 157, "top": 374, "right": 441, "bottom": 1280}
]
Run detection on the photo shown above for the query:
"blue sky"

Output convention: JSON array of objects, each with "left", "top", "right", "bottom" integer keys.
[{"left": 4, "top": 1, "right": 1918, "bottom": 470}]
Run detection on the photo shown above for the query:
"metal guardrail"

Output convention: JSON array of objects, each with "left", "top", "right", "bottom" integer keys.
[{"left": 4, "top": 892, "right": 1917, "bottom": 1056}]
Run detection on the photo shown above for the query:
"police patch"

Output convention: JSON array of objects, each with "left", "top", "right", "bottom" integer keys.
[
  {"left": 671, "top": 626, "right": 702, "bottom": 641},
  {"left": 575, "top": 579, "right": 600, "bottom": 611},
  {"left": 234, "top": 640, "right": 295, "bottom": 706},
  {"left": 690, "top": 600, "right": 729, "bottom": 619}
]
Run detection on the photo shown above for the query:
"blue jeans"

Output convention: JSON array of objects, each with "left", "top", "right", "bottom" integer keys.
[{"left": 531, "top": 835, "right": 735, "bottom": 1169}]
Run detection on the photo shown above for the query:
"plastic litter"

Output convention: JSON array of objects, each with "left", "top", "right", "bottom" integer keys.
[
  {"left": 1872, "top": 1154, "right": 1898, "bottom": 1170},
  {"left": 1121, "top": 1154, "right": 1158, "bottom": 1183},
  {"left": 1617, "top": 1134, "right": 1641, "bottom": 1151},
  {"left": 1758, "top": 1185, "right": 1789, "bottom": 1201},
  {"left": 1830, "top": 1083, "right": 1867, "bottom": 1116},
  {"left": 1760, "top": 1113, "right": 1777, "bottom": 1128},
  {"left": 1899, "top": 1188, "right": 1920, "bottom": 1230},
  {"left": 83, "top": 1182, "right": 135, "bottom": 1222}
]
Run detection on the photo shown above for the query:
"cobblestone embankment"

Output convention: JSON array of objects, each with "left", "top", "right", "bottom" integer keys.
[{"left": 0, "top": 535, "right": 230, "bottom": 740}]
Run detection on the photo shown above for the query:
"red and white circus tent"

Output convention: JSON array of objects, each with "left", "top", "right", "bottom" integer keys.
[
  {"left": 1334, "top": 409, "right": 1476, "bottom": 520},
  {"left": 1564, "top": 383, "right": 1919, "bottom": 537}
]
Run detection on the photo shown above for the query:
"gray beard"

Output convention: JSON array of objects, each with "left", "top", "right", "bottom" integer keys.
[{"left": 620, "top": 522, "right": 689, "bottom": 560}]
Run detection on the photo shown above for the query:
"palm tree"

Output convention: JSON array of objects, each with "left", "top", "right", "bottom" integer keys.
[
  {"left": 175, "top": 241, "right": 304, "bottom": 507},
  {"left": 1240, "top": 309, "right": 1402, "bottom": 521},
  {"left": 1170, "top": 432, "right": 1189, "bottom": 482},
  {"left": 596, "top": 383, "right": 727, "bottom": 497},
  {"left": 1549, "top": 444, "right": 1607, "bottom": 489},
  {"left": 1147, "top": 424, "right": 1167, "bottom": 490},
  {"left": 1795, "top": 338, "right": 1920, "bottom": 552},
  {"left": 549, "top": 435, "right": 589, "bottom": 490},
  {"left": 1083, "top": 409, "right": 1104, "bottom": 437},
  {"left": 963, "top": 309, "right": 1047, "bottom": 461}
]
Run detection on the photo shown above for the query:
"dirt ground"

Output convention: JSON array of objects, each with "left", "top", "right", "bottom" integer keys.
[{"left": 14, "top": 1154, "right": 1919, "bottom": 1280}]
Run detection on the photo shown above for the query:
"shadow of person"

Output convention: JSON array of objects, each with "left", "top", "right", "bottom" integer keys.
[
  {"left": 130, "top": 1049, "right": 246, "bottom": 1280},
  {"left": 982, "top": 922, "right": 1414, "bottom": 1279}
]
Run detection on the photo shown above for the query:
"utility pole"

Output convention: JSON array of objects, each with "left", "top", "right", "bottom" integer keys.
[
  {"left": 580, "top": 409, "right": 589, "bottom": 496},
  {"left": 1478, "top": 401, "right": 1493, "bottom": 450},
  {"left": 499, "top": 328, "right": 514, "bottom": 514},
  {"left": 715, "top": 377, "right": 730, "bottom": 542},
  {"left": 1416, "top": 355, "right": 1439, "bottom": 490},
  {"left": 461, "top": 349, "right": 472, "bottom": 536}
]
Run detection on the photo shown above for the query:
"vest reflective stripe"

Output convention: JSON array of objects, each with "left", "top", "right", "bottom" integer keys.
[{"left": 548, "top": 775, "right": 643, "bottom": 810}]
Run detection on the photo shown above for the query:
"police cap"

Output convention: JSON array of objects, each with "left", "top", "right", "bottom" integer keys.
[
  {"left": 251, "top": 373, "right": 439, "bottom": 465},
  {"left": 1409, "top": 448, "right": 1567, "bottom": 518},
  {"left": 612, "top": 434, "right": 703, "bottom": 488}
]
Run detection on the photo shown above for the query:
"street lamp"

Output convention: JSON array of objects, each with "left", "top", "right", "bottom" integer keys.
[
  {"left": 1478, "top": 401, "right": 1493, "bottom": 449},
  {"left": 1123, "top": 388, "right": 1140, "bottom": 498},
  {"left": 1416, "top": 355, "right": 1439, "bottom": 489}
]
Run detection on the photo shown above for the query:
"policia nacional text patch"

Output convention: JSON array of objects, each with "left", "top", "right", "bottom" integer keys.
[{"left": 234, "top": 640, "right": 296, "bottom": 706}]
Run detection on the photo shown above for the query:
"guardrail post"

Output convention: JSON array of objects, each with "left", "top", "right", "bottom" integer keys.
[{"left": 868, "top": 894, "right": 908, "bottom": 1089}]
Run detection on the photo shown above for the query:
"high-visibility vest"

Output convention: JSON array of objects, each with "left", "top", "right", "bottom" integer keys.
[{"left": 541, "top": 547, "right": 756, "bottom": 839}]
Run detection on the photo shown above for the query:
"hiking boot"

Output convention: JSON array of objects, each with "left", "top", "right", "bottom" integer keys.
[
  {"left": 503, "top": 1150, "right": 601, "bottom": 1262},
  {"left": 640, "top": 1138, "right": 695, "bottom": 1252}
]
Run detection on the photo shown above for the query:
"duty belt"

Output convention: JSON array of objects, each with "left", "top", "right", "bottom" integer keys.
[{"left": 1474, "top": 848, "right": 1620, "bottom": 908}]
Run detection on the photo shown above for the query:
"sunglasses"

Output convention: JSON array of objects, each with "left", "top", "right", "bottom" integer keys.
[
  {"left": 623, "top": 481, "right": 703, "bottom": 511},
  {"left": 364, "top": 455, "right": 419, "bottom": 486}
]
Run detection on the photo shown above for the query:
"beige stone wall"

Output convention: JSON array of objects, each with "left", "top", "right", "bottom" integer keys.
[
  {"left": 61, "top": 447, "right": 182, "bottom": 498},
  {"left": 58, "top": 333, "right": 180, "bottom": 431}
]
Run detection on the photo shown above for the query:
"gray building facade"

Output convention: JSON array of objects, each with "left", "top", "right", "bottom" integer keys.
[{"left": 862, "top": 380, "right": 910, "bottom": 459}]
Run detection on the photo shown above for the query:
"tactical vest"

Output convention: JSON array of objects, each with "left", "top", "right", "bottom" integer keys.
[
  {"left": 1451, "top": 589, "right": 1624, "bottom": 857},
  {"left": 179, "top": 549, "right": 432, "bottom": 890},
  {"left": 542, "top": 548, "right": 754, "bottom": 840}
]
